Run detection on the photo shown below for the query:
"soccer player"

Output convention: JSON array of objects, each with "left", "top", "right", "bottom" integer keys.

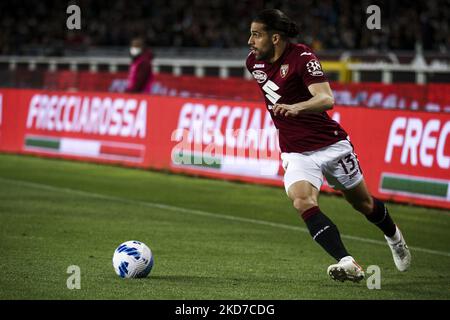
[{"left": 246, "top": 9, "right": 411, "bottom": 282}]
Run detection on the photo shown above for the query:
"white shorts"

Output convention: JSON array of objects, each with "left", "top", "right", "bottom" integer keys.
[{"left": 281, "top": 139, "right": 363, "bottom": 194}]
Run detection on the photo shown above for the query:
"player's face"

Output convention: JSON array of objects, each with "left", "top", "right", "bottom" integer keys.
[{"left": 248, "top": 22, "right": 275, "bottom": 61}]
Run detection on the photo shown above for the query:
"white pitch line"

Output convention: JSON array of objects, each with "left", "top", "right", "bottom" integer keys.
[{"left": 1, "top": 177, "right": 449, "bottom": 258}]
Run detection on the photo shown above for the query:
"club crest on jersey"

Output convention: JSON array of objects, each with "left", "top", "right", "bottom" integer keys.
[
  {"left": 280, "top": 64, "right": 289, "bottom": 78},
  {"left": 252, "top": 70, "right": 268, "bottom": 83}
]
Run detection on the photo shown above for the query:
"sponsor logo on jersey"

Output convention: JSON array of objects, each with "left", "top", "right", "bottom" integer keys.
[
  {"left": 252, "top": 70, "right": 268, "bottom": 83},
  {"left": 300, "top": 52, "right": 312, "bottom": 56},
  {"left": 280, "top": 64, "right": 289, "bottom": 78},
  {"left": 253, "top": 63, "right": 265, "bottom": 69},
  {"left": 306, "top": 59, "right": 324, "bottom": 76}
]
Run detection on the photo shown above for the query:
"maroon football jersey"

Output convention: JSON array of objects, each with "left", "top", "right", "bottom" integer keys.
[{"left": 246, "top": 42, "right": 348, "bottom": 153}]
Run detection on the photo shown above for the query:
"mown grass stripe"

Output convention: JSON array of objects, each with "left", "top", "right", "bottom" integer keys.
[
  {"left": 382, "top": 175, "right": 448, "bottom": 198},
  {"left": 1, "top": 176, "right": 449, "bottom": 258}
]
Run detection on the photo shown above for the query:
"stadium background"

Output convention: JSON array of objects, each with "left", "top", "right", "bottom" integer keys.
[{"left": 0, "top": 0, "right": 449, "bottom": 301}]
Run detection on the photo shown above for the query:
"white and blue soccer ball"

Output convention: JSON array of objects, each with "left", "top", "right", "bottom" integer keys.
[{"left": 112, "top": 240, "right": 154, "bottom": 278}]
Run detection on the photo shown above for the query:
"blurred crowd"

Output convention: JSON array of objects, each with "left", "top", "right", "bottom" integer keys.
[{"left": 0, "top": 0, "right": 449, "bottom": 55}]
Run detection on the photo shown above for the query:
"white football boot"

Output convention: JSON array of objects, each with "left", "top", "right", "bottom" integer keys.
[
  {"left": 327, "top": 256, "right": 365, "bottom": 283},
  {"left": 384, "top": 226, "right": 411, "bottom": 272}
]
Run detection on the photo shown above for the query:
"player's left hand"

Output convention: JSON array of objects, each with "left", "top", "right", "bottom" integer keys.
[{"left": 273, "top": 103, "right": 301, "bottom": 117}]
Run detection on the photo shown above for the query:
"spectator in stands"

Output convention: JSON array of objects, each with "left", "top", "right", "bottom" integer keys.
[
  {"left": 0, "top": 0, "right": 448, "bottom": 54},
  {"left": 125, "top": 37, "right": 153, "bottom": 93}
]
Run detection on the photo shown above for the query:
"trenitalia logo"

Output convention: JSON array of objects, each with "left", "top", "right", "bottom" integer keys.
[{"left": 26, "top": 94, "right": 147, "bottom": 138}]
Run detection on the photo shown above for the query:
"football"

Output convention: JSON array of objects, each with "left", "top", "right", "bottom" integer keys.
[{"left": 112, "top": 240, "right": 154, "bottom": 278}]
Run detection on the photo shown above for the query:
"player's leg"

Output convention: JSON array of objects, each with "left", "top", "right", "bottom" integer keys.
[
  {"left": 322, "top": 139, "right": 411, "bottom": 272},
  {"left": 342, "top": 179, "right": 394, "bottom": 235},
  {"left": 287, "top": 180, "right": 351, "bottom": 262},
  {"left": 342, "top": 179, "right": 411, "bottom": 271},
  {"left": 282, "top": 152, "right": 364, "bottom": 282}
]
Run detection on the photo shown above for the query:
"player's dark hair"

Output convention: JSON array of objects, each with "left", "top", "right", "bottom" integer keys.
[{"left": 253, "top": 9, "right": 299, "bottom": 38}]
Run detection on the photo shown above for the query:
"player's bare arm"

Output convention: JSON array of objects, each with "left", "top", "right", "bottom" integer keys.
[{"left": 272, "top": 82, "right": 334, "bottom": 117}]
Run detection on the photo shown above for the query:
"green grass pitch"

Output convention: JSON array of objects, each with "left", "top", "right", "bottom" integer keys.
[{"left": 0, "top": 154, "right": 449, "bottom": 299}]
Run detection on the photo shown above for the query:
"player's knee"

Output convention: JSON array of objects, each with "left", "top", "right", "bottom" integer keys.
[
  {"left": 350, "top": 196, "right": 373, "bottom": 215},
  {"left": 292, "top": 196, "right": 317, "bottom": 215}
]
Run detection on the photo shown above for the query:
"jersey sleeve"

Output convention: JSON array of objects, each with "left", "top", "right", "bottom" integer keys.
[{"left": 297, "top": 53, "right": 328, "bottom": 87}]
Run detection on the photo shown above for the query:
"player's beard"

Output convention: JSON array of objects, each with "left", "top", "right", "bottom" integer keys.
[{"left": 255, "top": 45, "right": 275, "bottom": 62}]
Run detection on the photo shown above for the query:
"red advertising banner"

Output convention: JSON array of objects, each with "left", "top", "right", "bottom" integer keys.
[
  {"left": 331, "top": 82, "right": 450, "bottom": 113},
  {"left": 0, "top": 88, "right": 449, "bottom": 210},
  {"left": 0, "top": 91, "right": 3, "bottom": 146},
  {"left": 0, "top": 89, "right": 151, "bottom": 167},
  {"left": 325, "top": 107, "right": 450, "bottom": 209},
  {"left": 40, "top": 71, "right": 450, "bottom": 113}
]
